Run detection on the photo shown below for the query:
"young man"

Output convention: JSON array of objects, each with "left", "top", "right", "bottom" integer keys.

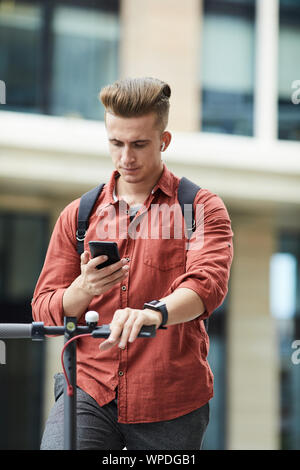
[{"left": 32, "top": 77, "right": 233, "bottom": 450}]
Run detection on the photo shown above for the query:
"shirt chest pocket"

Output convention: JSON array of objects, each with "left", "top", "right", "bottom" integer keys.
[{"left": 143, "top": 238, "right": 185, "bottom": 272}]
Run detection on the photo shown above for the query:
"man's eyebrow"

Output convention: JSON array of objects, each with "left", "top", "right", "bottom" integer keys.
[{"left": 109, "top": 138, "right": 151, "bottom": 143}]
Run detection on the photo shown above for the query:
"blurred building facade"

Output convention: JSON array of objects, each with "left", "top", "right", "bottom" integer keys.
[{"left": 0, "top": 0, "right": 300, "bottom": 450}]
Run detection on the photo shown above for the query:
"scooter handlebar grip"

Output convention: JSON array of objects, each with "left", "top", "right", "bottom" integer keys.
[
  {"left": 0, "top": 323, "right": 33, "bottom": 339},
  {"left": 91, "top": 324, "right": 156, "bottom": 339}
]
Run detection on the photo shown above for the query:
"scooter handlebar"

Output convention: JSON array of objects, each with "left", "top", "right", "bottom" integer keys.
[
  {"left": 0, "top": 323, "right": 33, "bottom": 339},
  {"left": 91, "top": 324, "right": 156, "bottom": 338},
  {"left": 0, "top": 322, "right": 157, "bottom": 340}
]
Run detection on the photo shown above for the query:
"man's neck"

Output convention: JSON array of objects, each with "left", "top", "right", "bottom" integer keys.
[{"left": 116, "top": 166, "right": 164, "bottom": 206}]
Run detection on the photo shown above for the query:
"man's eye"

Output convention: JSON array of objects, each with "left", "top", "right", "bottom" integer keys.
[{"left": 134, "top": 143, "right": 146, "bottom": 148}]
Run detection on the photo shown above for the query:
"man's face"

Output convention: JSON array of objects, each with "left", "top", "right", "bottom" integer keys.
[{"left": 105, "top": 112, "right": 167, "bottom": 186}]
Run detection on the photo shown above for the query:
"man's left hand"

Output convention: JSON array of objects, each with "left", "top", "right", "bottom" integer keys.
[{"left": 99, "top": 307, "right": 162, "bottom": 351}]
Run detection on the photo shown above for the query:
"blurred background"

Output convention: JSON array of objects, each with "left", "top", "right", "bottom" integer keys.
[{"left": 0, "top": 0, "right": 300, "bottom": 450}]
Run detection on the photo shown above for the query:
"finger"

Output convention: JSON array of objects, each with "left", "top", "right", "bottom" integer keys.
[
  {"left": 128, "top": 317, "right": 144, "bottom": 343},
  {"left": 90, "top": 257, "right": 129, "bottom": 275},
  {"left": 80, "top": 251, "right": 90, "bottom": 265},
  {"left": 88, "top": 255, "right": 108, "bottom": 270},
  {"left": 108, "top": 315, "right": 127, "bottom": 344},
  {"left": 96, "top": 275, "right": 127, "bottom": 295},
  {"left": 99, "top": 322, "right": 123, "bottom": 351},
  {"left": 99, "top": 337, "right": 119, "bottom": 351},
  {"left": 101, "top": 265, "right": 129, "bottom": 286},
  {"left": 99, "top": 309, "right": 129, "bottom": 351},
  {"left": 91, "top": 268, "right": 128, "bottom": 296},
  {"left": 90, "top": 261, "right": 129, "bottom": 287},
  {"left": 118, "top": 314, "right": 137, "bottom": 349}
]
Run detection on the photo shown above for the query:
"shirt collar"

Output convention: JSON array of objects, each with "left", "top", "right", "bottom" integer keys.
[
  {"left": 105, "top": 170, "right": 120, "bottom": 204},
  {"left": 151, "top": 163, "right": 173, "bottom": 197}
]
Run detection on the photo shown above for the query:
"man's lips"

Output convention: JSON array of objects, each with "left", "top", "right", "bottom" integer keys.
[{"left": 122, "top": 167, "right": 139, "bottom": 172}]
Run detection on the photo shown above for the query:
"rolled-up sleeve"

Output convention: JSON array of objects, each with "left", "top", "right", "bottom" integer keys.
[
  {"left": 31, "top": 199, "right": 81, "bottom": 326},
  {"left": 170, "top": 189, "right": 234, "bottom": 318}
]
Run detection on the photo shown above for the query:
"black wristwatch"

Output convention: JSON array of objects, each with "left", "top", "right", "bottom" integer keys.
[{"left": 143, "top": 300, "right": 168, "bottom": 329}]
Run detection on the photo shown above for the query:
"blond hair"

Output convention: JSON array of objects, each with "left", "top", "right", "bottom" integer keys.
[{"left": 99, "top": 77, "right": 171, "bottom": 131}]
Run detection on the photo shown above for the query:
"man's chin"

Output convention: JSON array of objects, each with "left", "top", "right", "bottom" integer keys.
[
  {"left": 120, "top": 170, "right": 143, "bottom": 182},
  {"left": 122, "top": 174, "right": 143, "bottom": 184}
]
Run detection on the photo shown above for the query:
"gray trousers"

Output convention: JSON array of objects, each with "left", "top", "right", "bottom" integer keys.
[{"left": 41, "top": 373, "right": 209, "bottom": 451}]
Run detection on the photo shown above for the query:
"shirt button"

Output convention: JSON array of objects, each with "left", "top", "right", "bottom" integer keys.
[
  {"left": 121, "top": 285, "right": 127, "bottom": 291},
  {"left": 118, "top": 371, "right": 124, "bottom": 376}
]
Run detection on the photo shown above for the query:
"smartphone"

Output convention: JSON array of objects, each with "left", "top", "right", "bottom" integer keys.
[{"left": 88, "top": 241, "right": 121, "bottom": 269}]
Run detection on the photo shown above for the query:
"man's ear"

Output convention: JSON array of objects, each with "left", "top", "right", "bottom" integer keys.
[{"left": 160, "top": 131, "right": 172, "bottom": 151}]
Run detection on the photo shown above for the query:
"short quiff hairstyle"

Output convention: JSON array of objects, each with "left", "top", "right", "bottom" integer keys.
[{"left": 99, "top": 77, "right": 171, "bottom": 131}]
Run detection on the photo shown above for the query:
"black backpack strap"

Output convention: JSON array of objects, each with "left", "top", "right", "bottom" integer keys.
[
  {"left": 76, "top": 184, "right": 105, "bottom": 255},
  {"left": 177, "top": 177, "right": 209, "bottom": 332},
  {"left": 177, "top": 177, "right": 201, "bottom": 240}
]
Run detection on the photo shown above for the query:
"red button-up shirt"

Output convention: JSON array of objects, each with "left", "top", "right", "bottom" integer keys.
[{"left": 32, "top": 164, "right": 233, "bottom": 423}]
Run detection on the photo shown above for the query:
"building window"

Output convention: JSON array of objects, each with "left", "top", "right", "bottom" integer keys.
[
  {"left": 200, "top": 0, "right": 256, "bottom": 136},
  {"left": 202, "top": 298, "right": 228, "bottom": 450},
  {"left": 278, "top": 0, "right": 300, "bottom": 141},
  {"left": 270, "top": 234, "right": 300, "bottom": 449},
  {"left": 0, "top": 1, "right": 43, "bottom": 113},
  {"left": 0, "top": 211, "right": 49, "bottom": 449},
  {"left": 0, "top": 0, "right": 120, "bottom": 120}
]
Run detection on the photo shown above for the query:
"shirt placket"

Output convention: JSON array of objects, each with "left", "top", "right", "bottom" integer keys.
[{"left": 117, "top": 196, "right": 155, "bottom": 422}]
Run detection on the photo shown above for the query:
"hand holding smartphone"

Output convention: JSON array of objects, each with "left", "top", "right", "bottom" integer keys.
[{"left": 88, "top": 241, "right": 121, "bottom": 269}]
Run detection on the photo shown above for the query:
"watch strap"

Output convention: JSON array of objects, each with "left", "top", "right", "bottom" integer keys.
[{"left": 143, "top": 300, "right": 168, "bottom": 329}]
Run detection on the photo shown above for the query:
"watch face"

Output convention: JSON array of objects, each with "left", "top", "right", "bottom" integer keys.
[
  {"left": 145, "top": 300, "right": 166, "bottom": 310},
  {"left": 148, "top": 301, "right": 165, "bottom": 309}
]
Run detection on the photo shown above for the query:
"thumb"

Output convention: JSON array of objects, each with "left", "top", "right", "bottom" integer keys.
[{"left": 81, "top": 250, "right": 90, "bottom": 265}]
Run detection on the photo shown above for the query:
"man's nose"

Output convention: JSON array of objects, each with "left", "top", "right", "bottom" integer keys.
[{"left": 121, "top": 145, "right": 136, "bottom": 163}]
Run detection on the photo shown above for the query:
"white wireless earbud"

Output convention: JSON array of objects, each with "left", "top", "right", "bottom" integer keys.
[{"left": 160, "top": 142, "right": 165, "bottom": 152}]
